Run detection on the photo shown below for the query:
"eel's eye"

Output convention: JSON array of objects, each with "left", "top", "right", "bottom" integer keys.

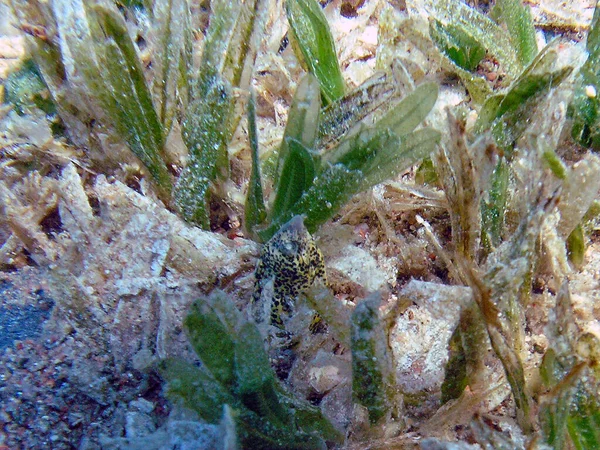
[{"left": 280, "top": 240, "right": 298, "bottom": 256}]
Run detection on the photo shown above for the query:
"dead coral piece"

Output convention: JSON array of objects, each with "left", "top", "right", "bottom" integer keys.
[
  {"left": 47, "top": 163, "right": 259, "bottom": 371},
  {"left": 0, "top": 171, "right": 58, "bottom": 263}
]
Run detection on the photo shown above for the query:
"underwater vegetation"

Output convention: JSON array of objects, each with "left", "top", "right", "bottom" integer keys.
[{"left": 3, "top": 0, "right": 600, "bottom": 448}]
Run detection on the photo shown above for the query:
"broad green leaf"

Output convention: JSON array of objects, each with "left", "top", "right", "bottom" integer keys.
[
  {"left": 236, "top": 408, "right": 327, "bottom": 450},
  {"left": 275, "top": 74, "right": 321, "bottom": 184},
  {"left": 261, "top": 83, "right": 439, "bottom": 238},
  {"left": 234, "top": 323, "right": 276, "bottom": 398},
  {"left": 159, "top": 358, "right": 237, "bottom": 424},
  {"left": 321, "top": 82, "right": 439, "bottom": 169},
  {"left": 429, "top": 20, "right": 486, "bottom": 72},
  {"left": 266, "top": 128, "right": 439, "bottom": 238},
  {"left": 258, "top": 164, "right": 361, "bottom": 240},
  {"left": 321, "top": 126, "right": 391, "bottom": 170},
  {"left": 269, "top": 371, "right": 343, "bottom": 444},
  {"left": 497, "top": 66, "right": 570, "bottom": 120},
  {"left": 163, "top": 293, "right": 340, "bottom": 449},
  {"left": 294, "top": 164, "right": 363, "bottom": 233},
  {"left": 351, "top": 294, "right": 396, "bottom": 424},
  {"left": 567, "top": 392, "right": 600, "bottom": 450},
  {"left": 173, "top": 79, "right": 234, "bottom": 228},
  {"left": 317, "top": 72, "right": 396, "bottom": 151},
  {"left": 184, "top": 301, "right": 236, "bottom": 389},
  {"left": 269, "top": 138, "right": 316, "bottom": 225},
  {"left": 427, "top": 0, "right": 521, "bottom": 78},
  {"left": 494, "top": 0, "right": 538, "bottom": 66},
  {"left": 292, "top": 401, "right": 344, "bottom": 445},
  {"left": 234, "top": 323, "right": 291, "bottom": 428},
  {"left": 374, "top": 82, "right": 439, "bottom": 137},
  {"left": 286, "top": 0, "right": 345, "bottom": 104},
  {"left": 245, "top": 90, "right": 267, "bottom": 236},
  {"left": 361, "top": 128, "right": 441, "bottom": 187}
]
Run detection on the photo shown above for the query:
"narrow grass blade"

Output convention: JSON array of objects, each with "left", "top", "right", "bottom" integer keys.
[
  {"left": 245, "top": 91, "right": 267, "bottom": 237},
  {"left": 53, "top": 0, "right": 171, "bottom": 196},
  {"left": 441, "top": 324, "right": 468, "bottom": 403},
  {"left": 476, "top": 45, "right": 571, "bottom": 151},
  {"left": 196, "top": 0, "right": 261, "bottom": 94},
  {"left": 221, "top": 0, "right": 265, "bottom": 89},
  {"left": 159, "top": 358, "right": 237, "bottom": 424},
  {"left": 3, "top": 59, "right": 52, "bottom": 115},
  {"left": 429, "top": 20, "right": 486, "bottom": 72},
  {"left": 234, "top": 323, "right": 292, "bottom": 428},
  {"left": 569, "top": 3, "right": 600, "bottom": 149},
  {"left": 151, "top": 0, "right": 192, "bottom": 133},
  {"left": 567, "top": 223, "right": 585, "bottom": 268},
  {"left": 567, "top": 386, "right": 600, "bottom": 450},
  {"left": 275, "top": 74, "right": 321, "bottom": 185},
  {"left": 426, "top": 0, "right": 521, "bottom": 78},
  {"left": 482, "top": 158, "right": 509, "bottom": 249},
  {"left": 435, "top": 112, "right": 481, "bottom": 261},
  {"left": 184, "top": 300, "right": 236, "bottom": 389},
  {"left": 93, "top": 4, "right": 166, "bottom": 153},
  {"left": 542, "top": 149, "right": 568, "bottom": 180}
]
